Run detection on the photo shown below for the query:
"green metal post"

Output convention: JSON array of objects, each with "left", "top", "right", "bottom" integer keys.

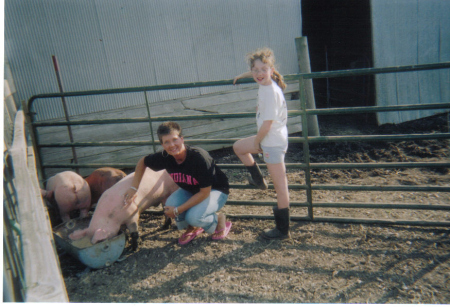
[
  {"left": 295, "top": 37, "right": 320, "bottom": 136},
  {"left": 299, "top": 76, "right": 314, "bottom": 220},
  {"left": 144, "top": 91, "right": 157, "bottom": 154}
]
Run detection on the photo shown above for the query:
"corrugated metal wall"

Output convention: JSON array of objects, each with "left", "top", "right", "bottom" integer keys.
[
  {"left": 371, "top": 0, "right": 450, "bottom": 125},
  {"left": 4, "top": 0, "right": 302, "bottom": 121}
]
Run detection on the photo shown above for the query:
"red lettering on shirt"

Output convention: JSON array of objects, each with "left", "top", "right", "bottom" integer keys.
[{"left": 170, "top": 173, "right": 198, "bottom": 186}]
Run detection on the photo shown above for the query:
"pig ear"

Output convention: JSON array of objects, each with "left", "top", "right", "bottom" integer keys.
[{"left": 92, "top": 229, "right": 109, "bottom": 244}]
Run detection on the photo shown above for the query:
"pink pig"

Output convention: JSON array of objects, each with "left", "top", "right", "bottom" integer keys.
[
  {"left": 41, "top": 171, "right": 91, "bottom": 222},
  {"left": 85, "top": 167, "right": 127, "bottom": 206},
  {"left": 69, "top": 168, "right": 178, "bottom": 250}
]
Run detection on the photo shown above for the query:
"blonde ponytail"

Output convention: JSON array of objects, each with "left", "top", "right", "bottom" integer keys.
[{"left": 272, "top": 70, "right": 286, "bottom": 91}]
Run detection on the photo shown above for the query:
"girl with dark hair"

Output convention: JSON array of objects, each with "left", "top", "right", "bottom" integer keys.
[{"left": 125, "top": 122, "right": 231, "bottom": 245}]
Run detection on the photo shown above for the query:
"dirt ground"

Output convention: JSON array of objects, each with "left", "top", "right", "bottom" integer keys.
[{"left": 58, "top": 113, "right": 450, "bottom": 303}]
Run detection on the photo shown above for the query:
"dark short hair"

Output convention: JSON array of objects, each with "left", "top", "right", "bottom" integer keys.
[{"left": 157, "top": 121, "right": 182, "bottom": 143}]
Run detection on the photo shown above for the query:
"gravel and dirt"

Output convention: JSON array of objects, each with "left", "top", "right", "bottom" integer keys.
[{"left": 57, "top": 113, "right": 449, "bottom": 303}]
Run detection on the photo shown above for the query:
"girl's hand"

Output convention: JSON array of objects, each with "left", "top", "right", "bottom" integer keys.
[
  {"left": 123, "top": 188, "right": 137, "bottom": 206},
  {"left": 233, "top": 71, "right": 253, "bottom": 85},
  {"left": 164, "top": 206, "right": 177, "bottom": 218},
  {"left": 254, "top": 139, "right": 263, "bottom": 153}
]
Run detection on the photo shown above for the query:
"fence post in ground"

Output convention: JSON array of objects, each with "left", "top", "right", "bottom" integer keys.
[
  {"left": 299, "top": 76, "right": 314, "bottom": 220},
  {"left": 295, "top": 36, "right": 320, "bottom": 137},
  {"left": 144, "top": 91, "right": 157, "bottom": 154},
  {"left": 52, "top": 55, "right": 79, "bottom": 173}
]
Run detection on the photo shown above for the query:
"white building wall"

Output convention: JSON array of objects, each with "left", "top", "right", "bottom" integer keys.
[
  {"left": 5, "top": 0, "right": 302, "bottom": 121},
  {"left": 371, "top": 0, "right": 450, "bottom": 125}
]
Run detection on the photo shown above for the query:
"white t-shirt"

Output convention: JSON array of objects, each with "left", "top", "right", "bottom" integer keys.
[{"left": 256, "top": 81, "right": 288, "bottom": 147}]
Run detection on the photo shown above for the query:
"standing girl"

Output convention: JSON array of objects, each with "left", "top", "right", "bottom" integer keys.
[{"left": 233, "top": 47, "right": 290, "bottom": 239}]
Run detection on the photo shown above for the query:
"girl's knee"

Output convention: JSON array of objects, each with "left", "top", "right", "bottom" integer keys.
[
  {"left": 165, "top": 189, "right": 191, "bottom": 207},
  {"left": 184, "top": 212, "right": 201, "bottom": 227},
  {"left": 232, "top": 140, "right": 241, "bottom": 154},
  {"left": 165, "top": 194, "right": 179, "bottom": 207},
  {"left": 234, "top": 139, "right": 250, "bottom": 156}
]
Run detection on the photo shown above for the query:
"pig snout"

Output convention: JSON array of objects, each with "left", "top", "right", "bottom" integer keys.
[
  {"left": 69, "top": 228, "right": 112, "bottom": 245},
  {"left": 69, "top": 228, "right": 88, "bottom": 241},
  {"left": 92, "top": 229, "right": 110, "bottom": 244}
]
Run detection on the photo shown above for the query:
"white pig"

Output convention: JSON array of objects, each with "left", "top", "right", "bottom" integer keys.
[
  {"left": 41, "top": 171, "right": 91, "bottom": 222},
  {"left": 69, "top": 168, "right": 178, "bottom": 250}
]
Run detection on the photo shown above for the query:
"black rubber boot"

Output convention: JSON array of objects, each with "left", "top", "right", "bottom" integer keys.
[
  {"left": 246, "top": 162, "right": 268, "bottom": 190},
  {"left": 262, "top": 207, "right": 290, "bottom": 239}
]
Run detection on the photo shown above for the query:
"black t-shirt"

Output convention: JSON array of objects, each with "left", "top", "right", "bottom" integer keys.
[{"left": 143, "top": 145, "right": 229, "bottom": 195}]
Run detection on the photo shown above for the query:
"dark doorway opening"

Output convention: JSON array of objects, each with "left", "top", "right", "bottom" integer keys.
[{"left": 302, "top": 0, "right": 375, "bottom": 114}]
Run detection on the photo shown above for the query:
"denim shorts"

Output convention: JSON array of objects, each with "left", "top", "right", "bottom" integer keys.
[{"left": 260, "top": 144, "right": 287, "bottom": 164}]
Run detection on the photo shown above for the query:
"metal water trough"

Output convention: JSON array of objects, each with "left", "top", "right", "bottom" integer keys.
[{"left": 53, "top": 217, "right": 126, "bottom": 269}]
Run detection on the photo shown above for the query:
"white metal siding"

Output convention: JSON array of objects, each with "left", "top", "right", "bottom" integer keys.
[
  {"left": 371, "top": 0, "right": 450, "bottom": 125},
  {"left": 5, "top": 0, "right": 302, "bottom": 121}
]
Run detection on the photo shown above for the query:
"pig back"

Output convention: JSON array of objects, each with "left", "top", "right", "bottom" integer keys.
[
  {"left": 47, "top": 171, "right": 91, "bottom": 206},
  {"left": 93, "top": 172, "right": 137, "bottom": 216},
  {"left": 93, "top": 168, "right": 178, "bottom": 215},
  {"left": 85, "top": 167, "right": 127, "bottom": 205},
  {"left": 134, "top": 168, "right": 178, "bottom": 212},
  {"left": 46, "top": 171, "right": 77, "bottom": 192}
]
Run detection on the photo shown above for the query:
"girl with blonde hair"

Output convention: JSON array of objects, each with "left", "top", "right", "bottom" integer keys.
[{"left": 233, "top": 47, "right": 290, "bottom": 239}]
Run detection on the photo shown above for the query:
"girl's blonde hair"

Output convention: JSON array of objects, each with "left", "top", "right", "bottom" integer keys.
[{"left": 246, "top": 47, "right": 286, "bottom": 90}]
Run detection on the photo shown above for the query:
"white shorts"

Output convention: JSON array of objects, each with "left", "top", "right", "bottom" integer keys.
[{"left": 260, "top": 144, "right": 287, "bottom": 164}]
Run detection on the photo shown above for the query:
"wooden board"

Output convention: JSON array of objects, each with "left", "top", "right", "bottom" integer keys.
[{"left": 10, "top": 111, "right": 69, "bottom": 302}]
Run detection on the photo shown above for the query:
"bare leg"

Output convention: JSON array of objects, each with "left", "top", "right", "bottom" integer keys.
[
  {"left": 233, "top": 136, "right": 260, "bottom": 166},
  {"left": 234, "top": 136, "right": 268, "bottom": 189},
  {"left": 212, "top": 213, "right": 231, "bottom": 240},
  {"left": 178, "top": 225, "right": 204, "bottom": 245},
  {"left": 183, "top": 225, "right": 201, "bottom": 234},
  {"left": 214, "top": 213, "right": 226, "bottom": 233},
  {"left": 262, "top": 162, "right": 290, "bottom": 239},
  {"left": 266, "top": 162, "right": 289, "bottom": 209}
]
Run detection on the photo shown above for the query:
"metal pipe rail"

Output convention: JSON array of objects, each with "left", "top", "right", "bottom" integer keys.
[
  {"left": 27, "top": 61, "right": 450, "bottom": 227},
  {"left": 36, "top": 132, "right": 450, "bottom": 147},
  {"left": 27, "top": 62, "right": 450, "bottom": 108}
]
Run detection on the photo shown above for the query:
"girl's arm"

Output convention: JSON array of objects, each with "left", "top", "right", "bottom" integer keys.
[
  {"left": 124, "top": 156, "right": 146, "bottom": 205},
  {"left": 233, "top": 71, "right": 253, "bottom": 85},
  {"left": 254, "top": 120, "right": 273, "bottom": 151},
  {"left": 165, "top": 186, "right": 212, "bottom": 218}
]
